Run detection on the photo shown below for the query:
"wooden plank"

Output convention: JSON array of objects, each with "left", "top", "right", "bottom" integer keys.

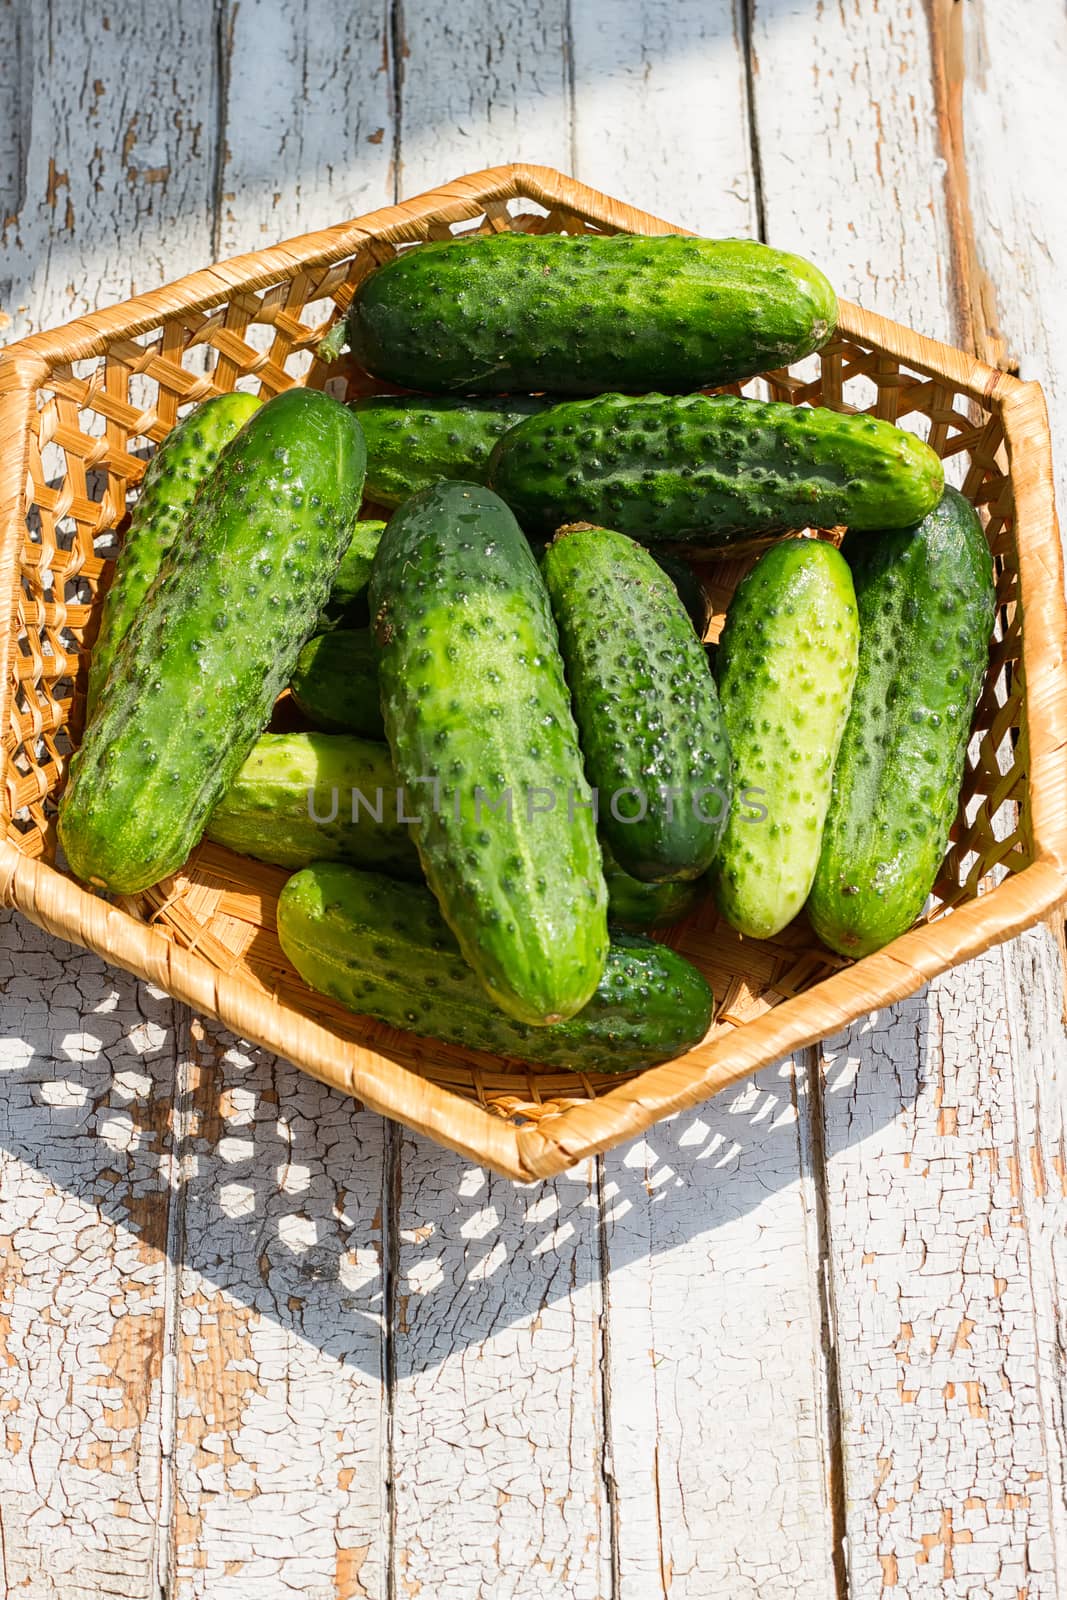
[
  {"left": 168, "top": 1022, "right": 389, "bottom": 1600},
  {"left": 391, "top": 1142, "right": 609, "bottom": 1599},
  {"left": 167, "top": 8, "right": 396, "bottom": 1594},
  {"left": 0, "top": 918, "right": 178, "bottom": 1598},
  {"left": 569, "top": 8, "right": 840, "bottom": 1593},
  {"left": 749, "top": 2, "right": 1067, "bottom": 1592},
  {"left": 387, "top": 17, "right": 611, "bottom": 1597},
  {"left": 0, "top": 5, "right": 218, "bottom": 1594}
]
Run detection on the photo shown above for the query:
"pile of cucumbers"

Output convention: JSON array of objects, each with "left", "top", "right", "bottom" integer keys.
[{"left": 59, "top": 229, "right": 995, "bottom": 1077}]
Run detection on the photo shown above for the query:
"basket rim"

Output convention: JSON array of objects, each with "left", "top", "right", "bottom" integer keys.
[{"left": 1, "top": 163, "right": 1065, "bottom": 1183}]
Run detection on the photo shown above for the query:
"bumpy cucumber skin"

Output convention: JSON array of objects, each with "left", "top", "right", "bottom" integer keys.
[
  {"left": 347, "top": 232, "right": 837, "bottom": 395},
  {"left": 651, "top": 551, "right": 711, "bottom": 638},
  {"left": 205, "top": 731, "right": 420, "bottom": 878},
  {"left": 490, "top": 392, "right": 945, "bottom": 547},
  {"left": 602, "top": 843, "right": 704, "bottom": 931},
  {"left": 352, "top": 396, "right": 550, "bottom": 508},
  {"left": 369, "top": 481, "right": 608, "bottom": 1026},
  {"left": 318, "top": 519, "right": 385, "bottom": 631},
  {"left": 87, "top": 392, "right": 262, "bottom": 716},
  {"left": 712, "top": 539, "right": 860, "bottom": 939},
  {"left": 290, "top": 629, "right": 383, "bottom": 738},
  {"left": 59, "top": 388, "right": 367, "bottom": 894},
  {"left": 542, "top": 524, "right": 732, "bottom": 882},
  {"left": 278, "top": 863, "right": 713, "bottom": 1073},
  {"left": 807, "top": 488, "right": 995, "bottom": 957}
]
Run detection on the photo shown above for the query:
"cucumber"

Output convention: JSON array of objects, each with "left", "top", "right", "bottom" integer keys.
[
  {"left": 340, "top": 232, "right": 837, "bottom": 395},
  {"left": 59, "top": 388, "right": 367, "bottom": 895},
  {"left": 208, "top": 732, "right": 697, "bottom": 925},
  {"left": 318, "top": 519, "right": 385, "bottom": 631},
  {"left": 352, "top": 396, "right": 551, "bottom": 507},
  {"left": 369, "top": 481, "right": 608, "bottom": 1026},
  {"left": 87, "top": 392, "right": 262, "bottom": 716},
  {"left": 205, "top": 731, "right": 420, "bottom": 879},
  {"left": 289, "top": 629, "right": 383, "bottom": 738},
  {"left": 542, "top": 523, "right": 732, "bottom": 882},
  {"left": 278, "top": 862, "right": 714, "bottom": 1073},
  {"left": 489, "top": 392, "right": 945, "bottom": 548},
  {"left": 712, "top": 539, "right": 860, "bottom": 939},
  {"left": 807, "top": 488, "right": 995, "bottom": 957},
  {"left": 602, "top": 843, "right": 704, "bottom": 932},
  {"left": 651, "top": 551, "right": 711, "bottom": 639}
]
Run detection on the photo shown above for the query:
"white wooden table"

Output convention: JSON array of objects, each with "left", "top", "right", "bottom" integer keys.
[{"left": 2, "top": 3, "right": 1066, "bottom": 1596}]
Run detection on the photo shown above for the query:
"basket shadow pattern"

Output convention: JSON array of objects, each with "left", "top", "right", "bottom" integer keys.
[{"left": 1, "top": 165, "right": 1065, "bottom": 1181}]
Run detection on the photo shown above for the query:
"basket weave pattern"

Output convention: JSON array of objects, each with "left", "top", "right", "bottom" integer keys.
[{"left": 1, "top": 166, "right": 1065, "bottom": 1181}]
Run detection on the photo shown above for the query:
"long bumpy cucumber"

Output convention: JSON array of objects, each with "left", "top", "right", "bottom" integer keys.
[
  {"left": 542, "top": 523, "right": 732, "bottom": 882},
  {"left": 290, "top": 630, "right": 383, "bottom": 738},
  {"left": 352, "top": 396, "right": 551, "bottom": 507},
  {"left": 712, "top": 539, "right": 860, "bottom": 939},
  {"left": 369, "top": 481, "right": 608, "bottom": 1026},
  {"left": 205, "top": 732, "right": 420, "bottom": 878},
  {"left": 208, "top": 731, "right": 693, "bottom": 926},
  {"left": 87, "top": 392, "right": 262, "bottom": 715},
  {"left": 340, "top": 232, "right": 837, "bottom": 395},
  {"left": 490, "top": 392, "right": 945, "bottom": 548},
  {"left": 602, "top": 843, "right": 704, "bottom": 932},
  {"left": 59, "top": 388, "right": 367, "bottom": 894},
  {"left": 808, "top": 488, "right": 995, "bottom": 957},
  {"left": 318, "top": 519, "right": 385, "bottom": 631},
  {"left": 279, "top": 863, "right": 713, "bottom": 1073}
]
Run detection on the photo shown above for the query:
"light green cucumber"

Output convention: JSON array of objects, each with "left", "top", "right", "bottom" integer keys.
[{"left": 712, "top": 539, "right": 860, "bottom": 938}]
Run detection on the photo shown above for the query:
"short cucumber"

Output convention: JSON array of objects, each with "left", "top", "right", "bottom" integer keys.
[
  {"left": 87, "top": 392, "right": 262, "bottom": 715},
  {"left": 602, "top": 843, "right": 704, "bottom": 932},
  {"left": 340, "top": 232, "right": 837, "bottom": 394},
  {"left": 369, "top": 481, "right": 608, "bottom": 1026},
  {"left": 205, "top": 731, "right": 420, "bottom": 878},
  {"left": 59, "top": 388, "right": 367, "bottom": 894},
  {"left": 712, "top": 539, "right": 860, "bottom": 938},
  {"left": 278, "top": 862, "right": 714, "bottom": 1073},
  {"left": 289, "top": 629, "right": 383, "bottom": 738},
  {"left": 490, "top": 392, "right": 945, "bottom": 548},
  {"left": 542, "top": 523, "right": 732, "bottom": 882},
  {"left": 808, "top": 488, "right": 995, "bottom": 956},
  {"left": 318, "top": 519, "right": 385, "bottom": 631},
  {"left": 352, "top": 396, "right": 551, "bottom": 507}
]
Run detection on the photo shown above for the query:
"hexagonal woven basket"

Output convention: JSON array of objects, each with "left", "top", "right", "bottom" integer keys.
[{"left": 1, "top": 165, "right": 1065, "bottom": 1181}]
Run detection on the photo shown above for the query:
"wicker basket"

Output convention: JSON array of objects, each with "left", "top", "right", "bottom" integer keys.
[{"left": 1, "top": 165, "right": 1065, "bottom": 1181}]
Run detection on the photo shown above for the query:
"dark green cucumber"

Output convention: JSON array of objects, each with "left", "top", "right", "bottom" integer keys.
[
  {"left": 205, "top": 731, "right": 420, "bottom": 878},
  {"left": 542, "top": 523, "right": 732, "bottom": 882},
  {"left": 289, "top": 629, "right": 383, "bottom": 738},
  {"left": 59, "top": 388, "right": 367, "bottom": 895},
  {"left": 352, "top": 396, "right": 551, "bottom": 507},
  {"left": 712, "top": 539, "right": 860, "bottom": 939},
  {"left": 341, "top": 232, "right": 837, "bottom": 395},
  {"left": 369, "top": 481, "right": 608, "bottom": 1026},
  {"left": 602, "top": 843, "right": 704, "bottom": 932},
  {"left": 278, "top": 862, "right": 713, "bottom": 1073},
  {"left": 318, "top": 519, "right": 385, "bottom": 631},
  {"left": 651, "top": 551, "right": 711, "bottom": 638},
  {"left": 489, "top": 392, "right": 945, "bottom": 548},
  {"left": 808, "top": 488, "right": 995, "bottom": 957},
  {"left": 87, "top": 392, "right": 262, "bottom": 715}
]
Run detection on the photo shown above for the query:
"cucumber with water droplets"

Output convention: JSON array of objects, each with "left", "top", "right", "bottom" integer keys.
[
  {"left": 807, "top": 488, "right": 995, "bottom": 957},
  {"left": 278, "top": 862, "right": 714, "bottom": 1073},
  {"left": 59, "top": 388, "right": 367, "bottom": 894},
  {"left": 490, "top": 392, "right": 945, "bottom": 549},
  {"left": 712, "top": 539, "right": 860, "bottom": 939},
  {"left": 369, "top": 481, "right": 608, "bottom": 1026},
  {"left": 87, "top": 392, "right": 262, "bottom": 715},
  {"left": 338, "top": 231, "right": 838, "bottom": 394}
]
